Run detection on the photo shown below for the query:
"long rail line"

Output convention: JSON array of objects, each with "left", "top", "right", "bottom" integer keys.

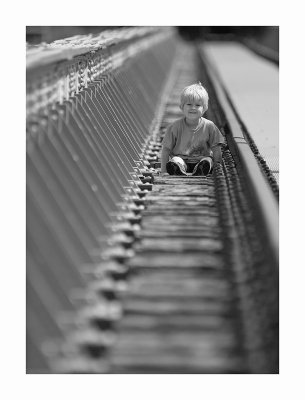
[{"left": 44, "top": 45, "right": 278, "bottom": 374}]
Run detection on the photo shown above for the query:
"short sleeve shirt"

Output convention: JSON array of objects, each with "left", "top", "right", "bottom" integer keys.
[{"left": 162, "top": 117, "right": 224, "bottom": 162}]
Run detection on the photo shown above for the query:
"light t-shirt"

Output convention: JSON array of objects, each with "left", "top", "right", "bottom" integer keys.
[{"left": 162, "top": 117, "right": 224, "bottom": 162}]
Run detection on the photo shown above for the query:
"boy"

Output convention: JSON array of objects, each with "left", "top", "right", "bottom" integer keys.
[{"left": 160, "top": 82, "right": 224, "bottom": 176}]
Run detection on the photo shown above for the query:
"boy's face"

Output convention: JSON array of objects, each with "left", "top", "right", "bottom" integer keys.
[{"left": 181, "top": 100, "right": 204, "bottom": 123}]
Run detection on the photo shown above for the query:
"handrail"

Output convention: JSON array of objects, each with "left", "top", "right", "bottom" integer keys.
[
  {"left": 26, "top": 27, "right": 170, "bottom": 69},
  {"left": 198, "top": 45, "right": 279, "bottom": 267},
  {"left": 26, "top": 27, "right": 175, "bottom": 119}
]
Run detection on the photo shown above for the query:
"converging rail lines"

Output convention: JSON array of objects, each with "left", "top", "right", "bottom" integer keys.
[{"left": 26, "top": 27, "right": 279, "bottom": 374}]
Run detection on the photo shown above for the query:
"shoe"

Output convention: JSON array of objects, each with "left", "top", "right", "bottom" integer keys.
[
  {"left": 166, "top": 161, "right": 187, "bottom": 175},
  {"left": 192, "top": 159, "right": 211, "bottom": 176}
]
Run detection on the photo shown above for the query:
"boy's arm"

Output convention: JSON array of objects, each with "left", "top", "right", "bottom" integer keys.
[
  {"left": 160, "top": 146, "right": 170, "bottom": 173},
  {"left": 210, "top": 122, "right": 224, "bottom": 165},
  {"left": 160, "top": 124, "right": 175, "bottom": 174},
  {"left": 212, "top": 145, "right": 222, "bottom": 164}
]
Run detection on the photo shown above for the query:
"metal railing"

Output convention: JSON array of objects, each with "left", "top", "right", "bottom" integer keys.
[{"left": 26, "top": 27, "right": 178, "bottom": 373}]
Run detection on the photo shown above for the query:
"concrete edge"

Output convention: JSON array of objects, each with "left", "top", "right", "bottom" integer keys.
[
  {"left": 241, "top": 38, "right": 279, "bottom": 66},
  {"left": 199, "top": 45, "right": 279, "bottom": 267}
]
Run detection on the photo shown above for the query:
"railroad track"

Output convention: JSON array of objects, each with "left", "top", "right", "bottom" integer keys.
[
  {"left": 107, "top": 171, "right": 245, "bottom": 373},
  {"left": 26, "top": 37, "right": 278, "bottom": 374},
  {"left": 104, "top": 57, "right": 245, "bottom": 373},
  {"left": 46, "top": 45, "right": 278, "bottom": 374}
]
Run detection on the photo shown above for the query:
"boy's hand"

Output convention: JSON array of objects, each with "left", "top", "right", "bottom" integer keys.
[
  {"left": 161, "top": 172, "right": 169, "bottom": 176},
  {"left": 212, "top": 145, "right": 222, "bottom": 164}
]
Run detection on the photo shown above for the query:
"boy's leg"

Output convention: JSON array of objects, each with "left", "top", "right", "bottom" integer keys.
[
  {"left": 192, "top": 156, "right": 213, "bottom": 176},
  {"left": 166, "top": 156, "right": 188, "bottom": 175}
]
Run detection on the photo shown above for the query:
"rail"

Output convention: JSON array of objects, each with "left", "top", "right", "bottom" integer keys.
[
  {"left": 26, "top": 28, "right": 179, "bottom": 373},
  {"left": 198, "top": 44, "right": 279, "bottom": 268},
  {"left": 26, "top": 32, "right": 278, "bottom": 373}
]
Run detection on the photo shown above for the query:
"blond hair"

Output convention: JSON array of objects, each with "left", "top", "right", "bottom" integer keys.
[{"left": 180, "top": 82, "right": 209, "bottom": 113}]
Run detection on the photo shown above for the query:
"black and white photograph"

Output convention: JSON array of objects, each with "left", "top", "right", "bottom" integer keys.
[
  {"left": 3, "top": 1, "right": 305, "bottom": 398},
  {"left": 25, "top": 24, "right": 279, "bottom": 374}
]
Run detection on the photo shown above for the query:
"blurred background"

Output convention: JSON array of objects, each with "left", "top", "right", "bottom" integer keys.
[{"left": 26, "top": 26, "right": 279, "bottom": 53}]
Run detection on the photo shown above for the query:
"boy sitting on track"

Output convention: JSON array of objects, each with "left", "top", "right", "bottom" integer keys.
[{"left": 160, "top": 82, "right": 224, "bottom": 176}]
